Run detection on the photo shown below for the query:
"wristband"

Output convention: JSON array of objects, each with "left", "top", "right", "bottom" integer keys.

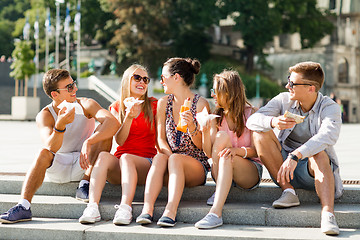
[
  {"left": 54, "top": 127, "right": 66, "bottom": 133},
  {"left": 289, "top": 153, "right": 299, "bottom": 162},
  {"left": 241, "top": 146, "right": 248, "bottom": 158}
]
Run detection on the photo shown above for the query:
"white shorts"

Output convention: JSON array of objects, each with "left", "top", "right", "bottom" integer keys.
[{"left": 45, "top": 152, "right": 85, "bottom": 183}]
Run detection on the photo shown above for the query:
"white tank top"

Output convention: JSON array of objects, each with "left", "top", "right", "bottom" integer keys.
[{"left": 46, "top": 101, "right": 96, "bottom": 153}]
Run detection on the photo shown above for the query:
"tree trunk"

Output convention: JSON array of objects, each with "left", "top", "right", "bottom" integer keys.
[
  {"left": 20, "top": 80, "right": 23, "bottom": 96},
  {"left": 245, "top": 46, "right": 255, "bottom": 73},
  {"left": 24, "top": 76, "right": 28, "bottom": 97},
  {"left": 33, "top": 76, "right": 37, "bottom": 98},
  {"left": 15, "top": 79, "right": 19, "bottom": 96}
]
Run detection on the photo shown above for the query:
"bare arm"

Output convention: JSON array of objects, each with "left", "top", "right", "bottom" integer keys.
[
  {"left": 114, "top": 102, "right": 142, "bottom": 146},
  {"left": 185, "top": 97, "right": 210, "bottom": 149},
  {"left": 157, "top": 97, "right": 172, "bottom": 156},
  {"left": 36, "top": 106, "right": 75, "bottom": 153},
  {"left": 79, "top": 98, "right": 120, "bottom": 168}
]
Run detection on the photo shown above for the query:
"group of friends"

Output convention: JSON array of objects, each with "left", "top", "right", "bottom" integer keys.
[{"left": 0, "top": 58, "right": 343, "bottom": 236}]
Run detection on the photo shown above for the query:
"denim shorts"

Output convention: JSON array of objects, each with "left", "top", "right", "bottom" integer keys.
[
  {"left": 145, "top": 157, "right": 153, "bottom": 165},
  {"left": 233, "top": 159, "right": 263, "bottom": 190},
  {"left": 270, "top": 149, "right": 334, "bottom": 190}
]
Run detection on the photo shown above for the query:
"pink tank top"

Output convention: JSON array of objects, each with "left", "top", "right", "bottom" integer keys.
[{"left": 218, "top": 106, "right": 261, "bottom": 164}]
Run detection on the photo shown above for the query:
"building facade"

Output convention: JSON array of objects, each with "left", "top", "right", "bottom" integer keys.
[{"left": 210, "top": 0, "right": 360, "bottom": 123}]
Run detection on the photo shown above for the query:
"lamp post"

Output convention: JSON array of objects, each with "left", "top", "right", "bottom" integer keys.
[{"left": 55, "top": 0, "right": 64, "bottom": 69}]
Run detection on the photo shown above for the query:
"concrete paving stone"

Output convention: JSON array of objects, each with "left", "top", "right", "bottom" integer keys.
[
  {"left": 1, "top": 177, "right": 359, "bottom": 204},
  {"left": 3, "top": 218, "right": 359, "bottom": 240},
  {"left": 0, "top": 218, "right": 89, "bottom": 240},
  {"left": 0, "top": 194, "right": 358, "bottom": 229},
  {"left": 266, "top": 203, "right": 360, "bottom": 228}
]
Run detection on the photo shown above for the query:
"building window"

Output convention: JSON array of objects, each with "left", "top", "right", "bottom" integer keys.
[
  {"left": 338, "top": 57, "right": 349, "bottom": 83},
  {"left": 329, "top": 0, "right": 336, "bottom": 10}
]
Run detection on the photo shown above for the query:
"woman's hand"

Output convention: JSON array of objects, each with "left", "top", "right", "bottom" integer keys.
[{"left": 126, "top": 102, "right": 142, "bottom": 119}]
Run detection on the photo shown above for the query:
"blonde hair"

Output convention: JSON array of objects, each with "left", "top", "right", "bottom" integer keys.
[
  {"left": 118, "top": 64, "right": 154, "bottom": 127},
  {"left": 213, "top": 70, "right": 251, "bottom": 138}
]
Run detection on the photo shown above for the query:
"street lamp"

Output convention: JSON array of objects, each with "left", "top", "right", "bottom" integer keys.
[{"left": 55, "top": 0, "right": 64, "bottom": 69}]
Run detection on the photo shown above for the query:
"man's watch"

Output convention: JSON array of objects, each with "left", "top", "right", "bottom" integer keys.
[{"left": 289, "top": 153, "right": 299, "bottom": 162}]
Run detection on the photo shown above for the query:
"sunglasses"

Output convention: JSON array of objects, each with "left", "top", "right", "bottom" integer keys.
[
  {"left": 132, "top": 74, "right": 150, "bottom": 84},
  {"left": 160, "top": 74, "right": 174, "bottom": 82},
  {"left": 56, "top": 80, "right": 77, "bottom": 93},
  {"left": 287, "top": 76, "right": 312, "bottom": 89},
  {"left": 210, "top": 88, "right": 216, "bottom": 95}
]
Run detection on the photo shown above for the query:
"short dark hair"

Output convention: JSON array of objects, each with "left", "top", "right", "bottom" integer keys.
[
  {"left": 163, "top": 57, "right": 201, "bottom": 86},
  {"left": 43, "top": 69, "right": 70, "bottom": 98},
  {"left": 289, "top": 61, "right": 324, "bottom": 91}
]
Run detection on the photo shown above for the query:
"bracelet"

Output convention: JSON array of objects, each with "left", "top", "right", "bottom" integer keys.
[
  {"left": 241, "top": 146, "right": 248, "bottom": 158},
  {"left": 54, "top": 127, "right": 66, "bottom": 133},
  {"left": 188, "top": 123, "right": 199, "bottom": 136}
]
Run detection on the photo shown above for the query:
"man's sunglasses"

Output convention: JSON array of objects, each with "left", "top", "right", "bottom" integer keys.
[
  {"left": 56, "top": 80, "right": 77, "bottom": 92},
  {"left": 287, "top": 76, "right": 312, "bottom": 89},
  {"left": 132, "top": 74, "right": 150, "bottom": 84}
]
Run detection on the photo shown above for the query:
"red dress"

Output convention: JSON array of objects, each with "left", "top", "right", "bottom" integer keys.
[{"left": 109, "top": 97, "right": 157, "bottom": 159}]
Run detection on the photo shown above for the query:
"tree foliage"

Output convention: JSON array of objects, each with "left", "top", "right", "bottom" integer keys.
[
  {"left": 219, "top": 0, "right": 334, "bottom": 72},
  {"left": 10, "top": 40, "right": 35, "bottom": 81},
  {"left": 102, "top": 0, "right": 221, "bottom": 74}
]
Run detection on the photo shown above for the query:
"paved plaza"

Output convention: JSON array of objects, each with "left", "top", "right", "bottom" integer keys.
[{"left": 0, "top": 120, "right": 359, "bottom": 181}]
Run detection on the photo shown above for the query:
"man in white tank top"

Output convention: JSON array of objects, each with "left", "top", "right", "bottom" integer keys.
[{"left": 0, "top": 69, "right": 119, "bottom": 224}]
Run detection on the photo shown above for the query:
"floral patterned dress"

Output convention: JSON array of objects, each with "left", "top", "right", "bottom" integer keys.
[{"left": 165, "top": 94, "right": 210, "bottom": 171}]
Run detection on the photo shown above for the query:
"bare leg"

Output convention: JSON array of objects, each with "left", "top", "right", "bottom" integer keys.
[
  {"left": 163, "top": 154, "right": 205, "bottom": 220},
  {"left": 253, "top": 131, "right": 293, "bottom": 190},
  {"left": 119, "top": 154, "right": 151, "bottom": 206},
  {"left": 21, "top": 149, "right": 54, "bottom": 203},
  {"left": 211, "top": 132, "right": 231, "bottom": 181},
  {"left": 89, "top": 152, "right": 120, "bottom": 204},
  {"left": 308, "top": 151, "right": 335, "bottom": 214},
  {"left": 141, "top": 153, "right": 169, "bottom": 216},
  {"left": 82, "top": 137, "right": 112, "bottom": 181},
  {"left": 209, "top": 132, "right": 260, "bottom": 217}
]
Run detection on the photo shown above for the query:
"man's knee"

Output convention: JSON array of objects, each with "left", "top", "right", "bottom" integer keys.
[
  {"left": 310, "top": 151, "right": 331, "bottom": 170},
  {"left": 253, "top": 130, "right": 280, "bottom": 150},
  {"left": 34, "top": 148, "right": 54, "bottom": 168}
]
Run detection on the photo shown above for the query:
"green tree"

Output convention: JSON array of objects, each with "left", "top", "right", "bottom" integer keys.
[
  {"left": 104, "top": 0, "right": 172, "bottom": 74},
  {"left": 10, "top": 40, "right": 36, "bottom": 97},
  {"left": 220, "top": 0, "right": 334, "bottom": 72},
  {"left": 0, "top": 20, "right": 15, "bottom": 57},
  {"left": 102, "top": 0, "right": 222, "bottom": 74},
  {"left": 169, "top": 0, "right": 221, "bottom": 62}
]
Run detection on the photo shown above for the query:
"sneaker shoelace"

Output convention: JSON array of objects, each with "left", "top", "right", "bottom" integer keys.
[{"left": 7, "top": 205, "right": 23, "bottom": 215}]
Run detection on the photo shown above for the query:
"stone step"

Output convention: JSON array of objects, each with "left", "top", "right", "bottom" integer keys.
[
  {"left": 1, "top": 218, "right": 360, "bottom": 240},
  {"left": 0, "top": 194, "right": 359, "bottom": 229},
  {"left": 1, "top": 176, "right": 359, "bottom": 204}
]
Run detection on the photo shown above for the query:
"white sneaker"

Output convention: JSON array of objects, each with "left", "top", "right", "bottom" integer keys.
[
  {"left": 207, "top": 192, "right": 215, "bottom": 206},
  {"left": 321, "top": 212, "right": 340, "bottom": 235},
  {"left": 79, "top": 203, "right": 101, "bottom": 224},
  {"left": 113, "top": 204, "right": 132, "bottom": 225}
]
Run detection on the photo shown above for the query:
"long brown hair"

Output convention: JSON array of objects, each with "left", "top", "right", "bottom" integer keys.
[
  {"left": 213, "top": 70, "right": 252, "bottom": 137},
  {"left": 118, "top": 64, "right": 154, "bottom": 127}
]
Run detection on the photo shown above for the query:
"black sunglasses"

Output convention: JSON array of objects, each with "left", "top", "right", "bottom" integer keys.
[
  {"left": 287, "top": 76, "right": 312, "bottom": 89},
  {"left": 132, "top": 74, "right": 150, "bottom": 84},
  {"left": 160, "top": 74, "right": 175, "bottom": 82},
  {"left": 56, "top": 80, "right": 77, "bottom": 93}
]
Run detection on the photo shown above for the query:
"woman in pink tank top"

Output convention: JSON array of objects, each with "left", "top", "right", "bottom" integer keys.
[{"left": 195, "top": 70, "right": 263, "bottom": 229}]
